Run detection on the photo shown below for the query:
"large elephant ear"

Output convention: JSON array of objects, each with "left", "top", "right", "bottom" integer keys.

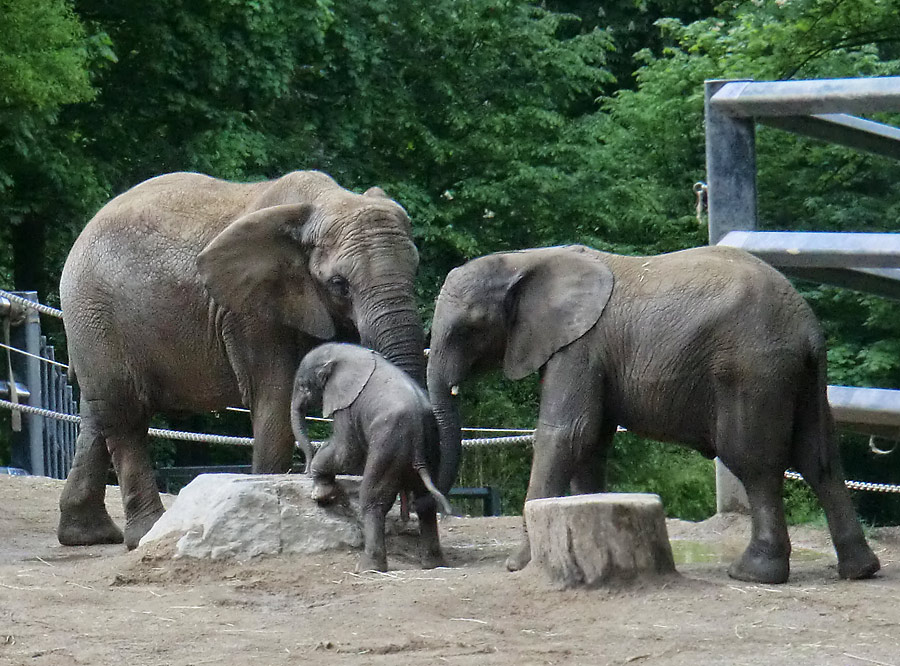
[
  {"left": 197, "top": 203, "right": 336, "bottom": 340},
  {"left": 321, "top": 350, "right": 377, "bottom": 417},
  {"left": 503, "top": 246, "right": 614, "bottom": 380},
  {"left": 363, "top": 186, "right": 388, "bottom": 198}
]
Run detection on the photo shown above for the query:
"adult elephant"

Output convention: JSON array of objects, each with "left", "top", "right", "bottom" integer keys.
[
  {"left": 58, "top": 170, "right": 427, "bottom": 549},
  {"left": 427, "top": 244, "right": 880, "bottom": 584}
]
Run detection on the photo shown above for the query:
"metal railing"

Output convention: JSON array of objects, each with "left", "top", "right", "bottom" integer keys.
[{"left": 704, "top": 75, "right": 900, "bottom": 511}]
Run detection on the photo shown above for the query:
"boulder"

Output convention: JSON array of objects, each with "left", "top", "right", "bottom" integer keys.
[
  {"left": 139, "top": 474, "right": 410, "bottom": 560},
  {"left": 525, "top": 493, "right": 677, "bottom": 588}
]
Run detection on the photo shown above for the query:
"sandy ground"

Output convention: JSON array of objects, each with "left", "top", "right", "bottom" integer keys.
[{"left": 2, "top": 475, "right": 900, "bottom": 666}]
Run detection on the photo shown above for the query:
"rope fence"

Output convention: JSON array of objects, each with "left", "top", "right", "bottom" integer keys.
[
  {"left": 3, "top": 290, "right": 900, "bottom": 493},
  {"left": 0, "top": 289, "right": 64, "bottom": 319},
  {"left": 5, "top": 397, "right": 900, "bottom": 493}
]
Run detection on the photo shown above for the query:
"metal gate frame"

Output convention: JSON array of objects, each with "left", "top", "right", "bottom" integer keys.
[{"left": 704, "top": 76, "right": 900, "bottom": 511}]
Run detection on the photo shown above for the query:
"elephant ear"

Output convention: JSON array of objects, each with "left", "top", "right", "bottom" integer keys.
[
  {"left": 363, "top": 186, "right": 388, "bottom": 198},
  {"left": 197, "top": 203, "right": 336, "bottom": 340},
  {"left": 503, "top": 246, "right": 614, "bottom": 381},
  {"left": 321, "top": 350, "right": 377, "bottom": 417}
]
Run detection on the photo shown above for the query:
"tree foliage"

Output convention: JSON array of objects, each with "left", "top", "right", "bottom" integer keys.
[{"left": 3, "top": 0, "right": 900, "bottom": 521}]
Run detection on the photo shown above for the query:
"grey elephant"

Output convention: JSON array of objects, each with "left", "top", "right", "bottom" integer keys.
[
  {"left": 427, "top": 244, "right": 880, "bottom": 584},
  {"left": 59, "top": 171, "right": 428, "bottom": 549},
  {"left": 291, "top": 342, "right": 451, "bottom": 572}
]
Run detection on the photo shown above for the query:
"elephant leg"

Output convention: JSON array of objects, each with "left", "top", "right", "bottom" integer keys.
[
  {"left": 506, "top": 349, "right": 604, "bottom": 572},
  {"left": 227, "top": 330, "right": 306, "bottom": 475},
  {"left": 357, "top": 451, "right": 402, "bottom": 573},
  {"left": 414, "top": 493, "right": 446, "bottom": 569},
  {"left": 58, "top": 401, "right": 123, "bottom": 546},
  {"left": 310, "top": 441, "right": 341, "bottom": 504},
  {"left": 250, "top": 368, "right": 296, "bottom": 474},
  {"left": 569, "top": 424, "right": 616, "bottom": 495},
  {"left": 792, "top": 397, "right": 879, "bottom": 579},
  {"left": 726, "top": 471, "right": 790, "bottom": 584},
  {"left": 107, "top": 424, "right": 165, "bottom": 550},
  {"left": 716, "top": 386, "right": 792, "bottom": 584}
]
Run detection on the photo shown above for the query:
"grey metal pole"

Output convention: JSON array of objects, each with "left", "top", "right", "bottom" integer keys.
[
  {"left": 9, "top": 292, "right": 44, "bottom": 476},
  {"left": 53, "top": 348, "right": 64, "bottom": 479},
  {"left": 40, "top": 336, "right": 52, "bottom": 477},
  {"left": 705, "top": 80, "right": 754, "bottom": 513},
  {"left": 65, "top": 384, "right": 76, "bottom": 473},
  {"left": 705, "top": 79, "right": 758, "bottom": 245}
]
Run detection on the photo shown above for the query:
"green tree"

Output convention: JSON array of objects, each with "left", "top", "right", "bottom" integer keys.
[
  {"left": 574, "top": 0, "right": 900, "bottom": 521},
  {"left": 0, "top": 0, "right": 104, "bottom": 296}
]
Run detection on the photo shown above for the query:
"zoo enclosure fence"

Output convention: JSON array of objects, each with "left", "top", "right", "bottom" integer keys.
[
  {"left": 0, "top": 289, "right": 528, "bottom": 513},
  {"left": 3, "top": 288, "right": 900, "bottom": 511},
  {"left": 704, "top": 75, "right": 900, "bottom": 510}
]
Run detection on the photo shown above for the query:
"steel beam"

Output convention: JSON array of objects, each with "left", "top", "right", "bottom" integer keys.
[
  {"left": 760, "top": 114, "right": 900, "bottom": 161},
  {"left": 0, "top": 381, "right": 31, "bottom": 401},
  {"left": 710, "top": 77, "right": 900, "bottom": 117},
  {"left": 705, "top": 80, "right": 757, "bottom": 245},
  {"left": 829, "top": 385, "right": 900, "bottom": 434},
  {"left": 781, "top": 267, "right": 900, "bottom": 301},
  {"left": 718, "top": 230, "right": 900, "bottom": 268}
]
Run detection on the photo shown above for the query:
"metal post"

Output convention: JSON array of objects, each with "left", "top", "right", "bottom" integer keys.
[
  {"left": 9, "top": 292, "right": 44, "bottom": 476},
  {"left": 705, "top": 79, "right": 758, "bottom": 245},
  {"left": 706, "top": 80, "right": 754, "bottom": 513},
  {"left": 65, "top": 384, "right": 76, "bottom": 471},
  {"left": 715, "top": 459, "right": 750, "bottom": 514}
]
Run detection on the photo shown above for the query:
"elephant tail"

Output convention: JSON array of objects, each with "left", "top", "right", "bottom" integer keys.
[
  {"left": 416, "top": 464, "right": 453, "bottom": 515},
  {"left": 791, "top": 344, "right": 838, "bottom": 477}
]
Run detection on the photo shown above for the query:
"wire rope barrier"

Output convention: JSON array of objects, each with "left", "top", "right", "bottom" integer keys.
[
  {"left": 4, "top": 292, "right": 900, "bottom": 493},
  {"left": 0, "top": 341, "right": 70, "bottom": 370},
  {"left": 0, "top": 290, "right": 64, "bottom": 319},
  {"left": 5, "top": 397, "right": 900, "bottom": 493}
]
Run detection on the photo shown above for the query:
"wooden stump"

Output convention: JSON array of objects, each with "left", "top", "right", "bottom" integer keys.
[{"left": 524, "top": 493, "right": 676, "bottom": 588}]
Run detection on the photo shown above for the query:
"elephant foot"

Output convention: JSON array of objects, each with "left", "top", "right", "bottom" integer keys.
[
  {"left": 728, "top": 544, "right": 790, "bottom": 584},
  {"left": 312, "top": 478, "right": 340, "bottom": 505},
  {"left": 57, "top": 509, "right": 124, "bottom": 546},
  {"left": 419, "top": 548, "right": 447, "bottom": 570},
  {"left": 123, "top": 509, "right": 165, "bottom": 550},
  {"left": 357, "top": 552, "right": 388, "bottom": 573},
  {"left": 837, "top": 544, "right": 880, "bottom": 580},
  {"left": 505, "top": 540, "right": 532, "bottom": 572}
]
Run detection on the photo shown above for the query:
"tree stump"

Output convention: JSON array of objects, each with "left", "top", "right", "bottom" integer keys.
[{"left": 524, "top": 493, "right": 676, "bottom": 588}]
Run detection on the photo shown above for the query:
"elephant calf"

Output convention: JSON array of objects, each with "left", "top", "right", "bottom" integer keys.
[
  {"left": 291, "top": 343, "right": 451, "bottom": 572},
  {"left": 427, "top": 244, "right": 880, "bottom": 584}
]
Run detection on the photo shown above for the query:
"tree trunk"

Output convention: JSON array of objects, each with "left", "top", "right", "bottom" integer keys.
[
  {"left": 11, "top": 215, "right": 47, "bottom": 293},
  {"left": 525, "top": 493, "right": 677, "bottom": 589}
]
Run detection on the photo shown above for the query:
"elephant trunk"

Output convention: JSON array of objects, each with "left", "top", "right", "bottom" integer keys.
[
  {"left": 427, "top": 367, "right": 463, "bottom": 495},
  {"left": 359, "top": 292, "right": 426, "bottom": 386},
  {"left": 290, "top": 391, "right": 315, "bottom": 474}
]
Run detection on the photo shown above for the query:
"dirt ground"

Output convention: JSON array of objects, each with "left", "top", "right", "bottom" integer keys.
[{"left": 2, "top": 475, "right": 899, "bottom": 666}]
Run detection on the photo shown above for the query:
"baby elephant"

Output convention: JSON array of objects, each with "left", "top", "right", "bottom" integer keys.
[{"left": 291, "top": 342, "right": 452, "bottom": 572}]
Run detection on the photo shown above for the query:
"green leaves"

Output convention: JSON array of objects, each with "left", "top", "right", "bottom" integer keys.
[{"left": 0, "top": 0, "right": 94, "bottom": 110}]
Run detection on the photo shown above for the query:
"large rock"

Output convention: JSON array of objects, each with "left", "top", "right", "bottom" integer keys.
[
  {"left": 139, "top": 474, "right": 409, "bottom": 560},
  {"left": 525, "top": 493, "right": 677, "bottom": 588}
]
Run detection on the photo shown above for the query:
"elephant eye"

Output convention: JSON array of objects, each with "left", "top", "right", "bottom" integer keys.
[{"left": 328, "top": 274, "right": 350, "bottom": 297}]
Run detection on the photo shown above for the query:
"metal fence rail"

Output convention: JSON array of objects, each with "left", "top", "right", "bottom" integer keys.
[{"left": 38, "top": 336, "right": 76, "bottom": 478}]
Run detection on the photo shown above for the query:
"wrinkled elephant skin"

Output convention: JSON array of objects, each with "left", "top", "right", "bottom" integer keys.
[
  {"left": 58, "top": 171, "right": 426, "bottom": 549},
  {"left": 427, "top": 244, "right": 879, "bottom": 584},
  {"left": 291, "top": 343, "right": 450, "bottom": 572}
]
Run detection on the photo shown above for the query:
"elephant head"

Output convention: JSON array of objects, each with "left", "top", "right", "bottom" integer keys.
[
  {"left": 427, "top": 245, "right": 614, "bottom": 493},
  {"left": 196, "top": 175, "right": 426, "bottom": 385},
  {"left": 290, "top": 343, "right": 377, "bottom": 471}
]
